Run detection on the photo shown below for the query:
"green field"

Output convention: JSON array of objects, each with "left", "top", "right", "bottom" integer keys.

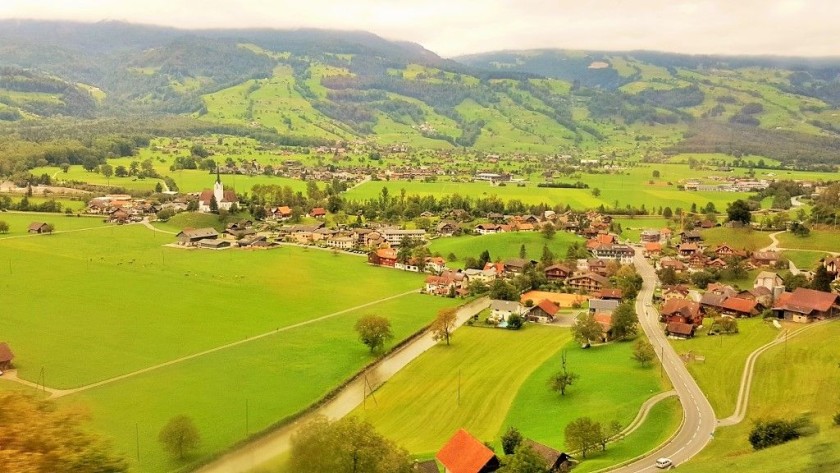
[
  {"left": 668, "top": 317, "right": 779, "bottom": 417},
  {"left": 0, "top": 224, "right": 432, "bottom": 388},
  {"left": 698, "top": 227, "right": 772, "bottom": 251},
  {"left": 777, "top": 229, "right": 840, "bottom": 253},
  {"left": 782, "top": 250, "right": 828, "bottom": 271},
  {"left": 427, "top": 231, "right": 582, "bottom": 268},
  {"left": 679, "top": 321, "right": 840, "bottom": 472},
  {"left": 0, "top": 211, "right": 107, "bottom": 236},
  {"left": 611, "top": 217, "right": 674, "bottom": 243}
]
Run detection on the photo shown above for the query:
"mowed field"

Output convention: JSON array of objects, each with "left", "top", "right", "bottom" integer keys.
[
  {"left": 0, "top": 212, "right": 464, "bottom": 472},
  {"left": 427, "top": 231, "right": 582, "bottom": 268},
  {"left": 678, "top": 321, "right": 840, "bottom": 472},
  {"left": 777, "top": 229, "right": 840, "bottom": 253}
]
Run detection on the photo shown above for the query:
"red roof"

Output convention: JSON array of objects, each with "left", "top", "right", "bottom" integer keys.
[
  {"left": 376, "top": 248, "right": 397, "bottom": 260},
  {"left": 775, "top": 288, "right": 839, "bottom": 314},
  {"left": 0, "top": 342, "right": 13, "bottom": 363},
  {"left": 661, "top": 298, "right": 700, "bottom": 318},
  {"left": 666, "top": 322, "right": 695, "bottom": 336},
  {"left": 536, "top": 299, "right": 560, "bottom": 317},
  {"left": 436, "top": 429, "right": 496, "bottom": 473},
  {"left": 722, "top": 297, "right": 758, "bottom": 314},
  {"left": 644, "top": 242, "right": 662, "bottom": 251},
  {"left": 310, "top": 207, "right": 326, "bottom": 216},
  {"left": 594, "top": 312, "right": 613, "bottom": 331}
]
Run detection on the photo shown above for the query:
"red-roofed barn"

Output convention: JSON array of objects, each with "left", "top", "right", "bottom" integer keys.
[{"left": 436, "top": 429, "right": 500, "bottom": 473}]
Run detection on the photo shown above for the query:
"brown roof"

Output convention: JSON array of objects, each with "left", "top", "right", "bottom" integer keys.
[
  {"left": 436, "top": 429, "right": 496, "bottom": 473},
  {"left": 178, "top": 227, "right": 219, "bottom": 239},
  {"left": 28, "top": 222, "right": 47, "bottom": 231},
  {"left": 774, "top": 288, "right": 840, "bottom": 314},
  {"left": 522, "top": 439, "right": 564, "bottom": 467},
  {"left": 644, "top": 242, "right": 662, "bottom": 251},
  {"left": 594, "top": 312, "right": 613, "bottom": 331},
  {"left": 666, "top": 322, "right": 695, "bottom": 336},
  {"left": 376, "top": 248, "right": 397, "bottom": 260},
  {"left": 0, "top": 342, "right": 13, "bottom": 363},
  {"left": 569, "top": 272, "right": 608, "bottom": 285},
  {"left": 535, "top": 299, "right": 560, "bottom": 317},
  {"left": 661, "top": 298, "right": 701, "bottom": 318},
  {"left": 414, "top": 460, "right": 440, "bottom": 473}
]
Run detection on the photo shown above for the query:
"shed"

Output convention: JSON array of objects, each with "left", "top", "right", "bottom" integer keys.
[{"left": 28, "top": 222, "right": 51, "bottom": 234}]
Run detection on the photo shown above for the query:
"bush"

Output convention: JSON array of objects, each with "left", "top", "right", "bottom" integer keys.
[
  {"left": 507, "top": 314, "right": 524, "bottom": 330},
  {"left": 748, "top": 416, "right": 817, "bottom": 450},
  {"left": 833, "top": 412, "right": 840, "bottom": 426}
]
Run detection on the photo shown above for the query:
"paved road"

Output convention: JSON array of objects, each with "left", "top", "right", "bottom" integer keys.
[{"left": 609, "top": 250, "right": 717, "bottom": 472}]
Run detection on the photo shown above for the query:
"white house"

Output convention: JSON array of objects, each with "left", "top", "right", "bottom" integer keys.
[{"left": 489, "top": 300, "right": 525, "bottom": 322}]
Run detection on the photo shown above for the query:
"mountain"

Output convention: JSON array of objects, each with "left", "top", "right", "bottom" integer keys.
[{"left": 1, "top": 21, "right": 840, "bottom": 168}]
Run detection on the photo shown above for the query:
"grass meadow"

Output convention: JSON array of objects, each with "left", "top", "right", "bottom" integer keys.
[
  {"left": 782, "top": 250, "right": 828, "bottom": 271},
  {"left": 668, "top": 318, "right": 779, "bottom": 418},
  {"left": 777, "top": 229, "right": 840, "bottom": 253},
  {"left": 427, "top": 231, "right": 582, "bottom": 268},
  {"left": 678, "top": 321, "right": 840, "bottom": 472},
  {"left": 0, "top": 211, "right": 107, "bottom": 236}
]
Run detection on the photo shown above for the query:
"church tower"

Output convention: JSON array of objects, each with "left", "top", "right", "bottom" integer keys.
[{"left": 213, "top": 167, "right": 224, "bottom": 205}]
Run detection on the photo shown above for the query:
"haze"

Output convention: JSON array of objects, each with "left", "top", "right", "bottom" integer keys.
[{"left": 1, "top": 0, "right": 838, "bottom": 57}]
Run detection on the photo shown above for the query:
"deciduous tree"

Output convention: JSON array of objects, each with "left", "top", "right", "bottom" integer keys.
[
  {"left": 611, "top": 302, "right": 638, "bottom": 340},
  {"left": 565, "top": 417, "right": 601, "bottom": 458},
  {"left": 354, "top": 315, "right": 394, "bottom": 353},
  {"left": 288, "top": 416, "right": 412, "bottom": 473},
  {"left": 159, "top": 415, "right": 201, "bottom": 460},
  {"left": 501, "top": 426, "right": 524, "bottom": 455},
  {"left": 632, "top": 339, "right": 656, "bottom": 367},
  {"left": 571, "top": 313, "right": 603, "bottom": 345},
  {"left": 431, "top": 307, "right": 457, "bottom": 346},
  {"left": 499, "top": 443, "right": 548, "bottom": 473}
]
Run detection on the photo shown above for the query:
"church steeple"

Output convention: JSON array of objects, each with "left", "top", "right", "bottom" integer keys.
[{"left": 216, "top": 166, "right": 221, "bottom": 184}]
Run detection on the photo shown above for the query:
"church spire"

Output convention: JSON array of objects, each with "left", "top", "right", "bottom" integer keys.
[{"left": 216, "top": 166, "right": 221, "bottom": 184}]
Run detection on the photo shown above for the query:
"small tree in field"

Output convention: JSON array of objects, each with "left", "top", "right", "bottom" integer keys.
[
  {"left": 501, "top": 426, "right": 523, "bottom": 455},
  {"left": 0, "top": 221, "right": 8, "bottom": 233},
  {"left": 550, "top": 351, "right": 579, "bottom": 396},
  {"left": 354, "top": 315, "right": 393, "bottom": 353},
  {"left": 565, "top": 417, "right": 600, "bottom": 458},
  {"left": 159, "top": 415, "right": 200, "bottom": 460},
  {"left": 632, "top": 339, "right": 656, "bottom": 367},
  {"left": 431, "top": 307, "right": 457, "bottom": 346}
]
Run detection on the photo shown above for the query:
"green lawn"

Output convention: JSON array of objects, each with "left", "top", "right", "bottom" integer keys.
[
  {"left": 0, "top": 211, "right": 107, "bottom": 236},
  {"left": 699, "top": 227, "right": 772, "bottom": 251},
  {"left": 64, "top": 294, "right": 458, "bottom": 473},
  {"left": 778, "top": 229, "right": 840, "bottom": 253},
  {"left": 611, "top": 217, "right": 674, "bottom": 243},
  {"left": 669, "top": 317, "right": 779, "bottom": 418},
  {"left": 0, "top": 224, "right": 430, "bottom": 388},
  {"left": 781, "top": 250, "right": 828, "bottom": 271},
  {"left": 503, "top": 339, "right": 670, "bottom": 453},
  {"left": 427, "top": 231, "right": 582, "bottom": 268},
  {"left": 679, "top": 321, "right": 840, "bottom": 472}
]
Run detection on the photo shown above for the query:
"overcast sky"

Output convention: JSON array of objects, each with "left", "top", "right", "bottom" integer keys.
[{"left": 1, "top": 0, "right": 837, "bottom": 58}]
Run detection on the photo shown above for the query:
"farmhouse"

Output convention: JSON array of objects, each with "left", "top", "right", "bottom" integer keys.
[
  {"left": 750, "top": 251, "right": 780, "bottom": 268},
  {"left": 475, "top": 223, "right": 502, "bottom": 235},
  {"left": 665, "top": 322, "right": 695, "bottom": 339},
  {"left": 199, "top": 239, "right": 231, "bottom": 250},
  {"left": 436, "top": 221, "right": 459, "bottom": 236},
  {"left": 0, "top": 342, "right": 13, "bottom": 371},
  {"left": 526, "top": 299, "right": 560, "bottom": 323},
  {"left": 520, "top": 291, "right": 586, "bottom": 309},
  {"left": 176, "top": 227, "right": 220, "bottom": 246},
  {"left": 308, "top": 207, "right": 327, "bottom": 219},
  {"left": 28, "top": 222, "right": 51, "bottom": 234},
  {"left": 772, "top": 288, "right": 840, "bottom": 323},
  {"left": 198, "top": 170, "right": 238, "bottom": 213},
  {"left": 544, "top": 263, "right": 572, "bottom": 281},
  {"left": 660, "top": 298, "right": 702, "bottom": 326},
  {"left": 436, "top": 429, "right": 500, "bottom": 473},
  {"left": 270, "top": 206, "right": 292, "bottom": 220}
]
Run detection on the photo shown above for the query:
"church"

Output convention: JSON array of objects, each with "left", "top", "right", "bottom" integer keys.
[{"left": 198, "top": 169, "right": 238, "bottom": 213}]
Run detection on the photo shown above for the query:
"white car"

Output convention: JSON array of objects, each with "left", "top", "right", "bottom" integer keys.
[{"left": 655, "top": 457, "right": 673, "bottom": 469}]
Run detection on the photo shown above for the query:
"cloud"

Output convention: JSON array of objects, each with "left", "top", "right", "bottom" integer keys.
[{"left": 0, "top": 0, "right": 838, "bottom": 57}]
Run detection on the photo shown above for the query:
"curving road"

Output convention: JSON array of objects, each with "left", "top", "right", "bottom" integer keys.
[{"left": 609, "top": 250, "right": 717, "bottom": 472}]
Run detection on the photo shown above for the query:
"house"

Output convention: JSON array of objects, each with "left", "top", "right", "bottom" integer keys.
[
  {"left": 109, "top": 209, "right": 130, "bottom": 224},
  {"left": 699, "top": 292, "right": 728, "bottom": 314},
  {"left": 661, "top": 285, "right": 691, "bottom": 301},
  {"left": 520, "top": 291, "right": 587, "bottom": 309},
  {"left": 660, "top": 298, "right": 703, "bottom": 326},
  {"left": 588, "top": 298, "right": 620, "bottom": 315},
  {"left": 489, "top": 300, "right": 524, "bottom": 322},
  {"left": 198, "top": 170, "right": 238, "bottom": 212},
  {"left": 680, "top": 230, "right": 703, "bottom": 243},
  {"left": 270, "top": 206, "right": 292, "bottom": 220},
  {"left": 713, "top": 243, "right": 746, "bottom": 259},
  {"left": 751, "top": 251, "right": 780, "bottom": 268},
  {"left": 640, "top": 229, "right": 661, "bottom": 243},
  {"left": 591, "top": 244, "right": 635, "bottom": 264},
  {"left": 707, "top": 283, "right": 737, "bottom": 297},
  {"left": 568, "top": 273, "right": 608, "bottom": 292},
  {"left": 425, "top": 257, "right": 448, "bottom": 274},
  {"left": 740, "top": 286, "right": 774, "bottom": 308},
  {"left": 522, "top": 439, "right": 574, "bottom": 472},
  {"left": 665, "top": 322, "right": 695, "bottom": 339},
  {"left": 414, "top": 460, "right": 441, "bottom": 473},
  {"left": 643, "top": 242, "right": 662, "bottom": 258},
  {"left": 436, "top": 429, "right": 500, "bottom": 473},
  {"left": 176, "top": 227, "right": 219, "bottom": 246},
  {"left": 426, "top": 271, "right": 467, "bottom": 296},
  {"left": 0, "top": 342, "right": 13, "bottom": 371},
  {"left": 27, "top": 222, "right": 51, "bottom": 234},
  {"left": 659, "top": 257, "right": 687, "bottom": 272},
  {"left": 369, "top": 248, "right": 398, "bottom": 267},
  {"left": 594, "top": 312, "right": 614, "bottom": 341},
  {"left": 586, "top": 258, "right": 609, "bottom": 276},
  {"left": 436, "top": 221, "right": 459, "bottom": 236},
  {"left": 475, "top": 223, "right": 502, "bottom": 235},
  {"left": 526, "top": 299, "right": 560, "bottom": 323},
  {"left": 772, "top": 288, "right": 840, "bottom": 323},
  {"left": 199, "top": 239, "right": 231, "bottom": 250},
  {"left": 677, "top": 243, "right": 700, "bottom": 258},
  {"left": 326, "top": 236, "right": 354, "bottom": 250},
  {"left": 754, "top": 271, "right": 784, "bottom": 291},
  {"left": 309, "top": 207, "right": 327, "bottom": 219},
  {"left": 706, "top": 258, "right": 729, "bottom": 270},
  {"left": 720, "top": 297, "right": 759, "bottom": 317},
  {"left": 503, "top": 258, "right": 533, "bottom": 275},
  {"left": 382, "top": 229, "right": 427, "bottom": 246},
  {"left": 464, "top": 267, "right": 497, "bottom": 284},
  {"left": 823, "top": 256, "right": 840, "bottom": 277},
  {"left": 544, "top": 263, "right": 572, "bottom": 281}
]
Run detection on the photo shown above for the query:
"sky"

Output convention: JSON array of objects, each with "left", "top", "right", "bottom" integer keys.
[{"left": 1, "top": 0, "right": 838, "bottom": 58}]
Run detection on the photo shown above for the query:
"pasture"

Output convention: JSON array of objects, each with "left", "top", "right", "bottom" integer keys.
[
  {"left": 0, "top": 223, "right": 431, "bottom": 388},
  {"left": 679, "top": 321, "right": 840, "bottom": 472},
  {"left": 427, "top": 231, "right": 582, "bottom": 268},
  {"left": 0, "top": 211, "right": 106, "bottom": 236},
  {"left": 668, "top": 317, "right": 779, "bottom": 417},
  {"left": 777, "top": 229, "right": 840, "bottom": 253},
  {"left": 782, "top": 250, "right": 827, "bottom": 271},
  {"left": 698, "top": 227, "right": 772, "bottom": 251}
]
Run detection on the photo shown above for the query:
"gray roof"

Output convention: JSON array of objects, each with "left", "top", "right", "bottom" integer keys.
[
  {"left": 178, "top": 227, "right": 219, "bottom": 239},
  {"left": 588, "top": 298, "right": 620, "bottom": 312},
  {"left": 490, "top": 300, "right": 522, "bottom": 312}
]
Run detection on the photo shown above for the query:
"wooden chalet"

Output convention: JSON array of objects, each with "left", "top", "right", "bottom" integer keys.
[
  {"left": 660, "top": 298, "right": 703, "bottom": 326},
  {"left": 544, "top": 263, "right": 572, "bottom": 281},
  {"left": 369, "top": 248, "right": 398, "bottom": 267},
  {"left": 665, "top": 322, "right": 695, "bottom": 339},
  {"left": 436, "top": 429, "right": 500, "bottom": 473},
  {"left": 522, "top": 439, "right": 574, "bottom": 472},
  {"left": 568, "top": 272, "right": 608, "bottom": 292},
  {"left": 527, "top": 299, "right": 560, "bottom": 323}
]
